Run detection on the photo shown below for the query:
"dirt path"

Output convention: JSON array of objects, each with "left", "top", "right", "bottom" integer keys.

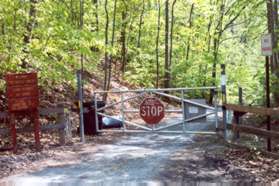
[{"left": 1, "top": 132, "right": 278, "bottom": 186}]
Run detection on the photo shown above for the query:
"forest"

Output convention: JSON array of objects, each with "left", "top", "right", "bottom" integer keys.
[
  {"left": 0, "top": 0, "right": 277, "bottom": 105},
  {"left": 2, "top": 1, "right": 279, "bottom": 184}
]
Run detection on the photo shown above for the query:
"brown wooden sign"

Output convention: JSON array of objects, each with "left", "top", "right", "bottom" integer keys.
[
  {"left": 5, "top": 72, "right": 41, "bottom": 152},
  {"left": 5, "top": 73, "right": 39, "bottom": 112}
]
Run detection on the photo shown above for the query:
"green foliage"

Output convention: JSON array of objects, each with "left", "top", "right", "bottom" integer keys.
[{"left": 0, "top": 0, "right": 268, "bottom": 105}]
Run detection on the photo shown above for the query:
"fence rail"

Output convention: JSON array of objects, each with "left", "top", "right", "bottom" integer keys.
[
  {"left": 0, "top": 107, "right": 71, "bottom": 145},
  {"left": 224, "top": 104, "right": 278, "bottom": 152},
  {"left": 225, "top": 104, "right": 279, "bottom": 116}
]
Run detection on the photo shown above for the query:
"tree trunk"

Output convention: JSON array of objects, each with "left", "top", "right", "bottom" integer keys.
[
  {"left": 21, "top": 0, "right": 38, "bottom": 69},
  {"left": 155, "top": 0, "right": 161, "bottom": 88},
  {"left": 164, "top": 0, "right": 170, "bottom": 88},
  {"left": 185, "top": 3, "right": 194, "bottom": 61},
  {"left": 120, "top": 4, "right": 127, "bottom": 74},
  {"left": 106, "top": 0, "right": 117, "bottom": 91},
  {"left": 103, "top": 0, "right": 110, "bottom": 97},
  {"left": 92, "top": 0, "right": 99, "bottom": 32},
  {"left": 209, "top": 2, "right": 225, "bottom": 104},
  {"left": 13, "top": 8, "right": 17, "bottom": 32},
  {"left": 1, "top": 21, "right": 4, "bottom": 35},
  {"left": 202, "top": 14, "right": 212, "bottom": 89},
  {"left": 273, "top": 0, "right": 279, "bottom": 70},
  {"left": 137, "top": 0, "right": 145, "bottom": 48},
  {"left": 169, "top": 0, "right": 177, "bottom": 68},
  {"left": 111, "top": 0, "right": 117, "bottom": 46},
  {"left": 267, "top": 0, "right": 279, "bottom": 105}
]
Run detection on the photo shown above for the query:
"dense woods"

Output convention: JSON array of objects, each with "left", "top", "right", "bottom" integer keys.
[{"left": 0, "top": 0, "right": 277, "bottom": 105}]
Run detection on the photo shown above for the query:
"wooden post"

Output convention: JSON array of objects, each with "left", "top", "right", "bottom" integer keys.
[
  {"left": 9, "top": 113, "right": 17, "bottom": 152},
  {"left": 57, "top": 110, "right": 66, "bottom": 145},
  {"left": 33, "top": 109, "right": 41, "bottom": 151},
  {"left": 221, "top": 64, "right": 227, "bottom": 140},
  {"left": 238, "top": 87, "right": 243, "bottom": 105},
  {"left": 77, "top": 71, "right": 85, "bottom": 143},
  {"left": 266, "top": 56, "right": 272, "bottom": 152},
  {"left": 235, "top": 87, "right": 243, "bottom": 139}
]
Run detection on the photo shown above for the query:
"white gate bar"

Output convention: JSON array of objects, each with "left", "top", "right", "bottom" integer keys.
[
  {"left": 97, "top": 112, "right": 153, "bottom": 131},
  {"left": 154, "top": 91, "right": 215, "bottom": 110},
  {"left": 214, "top": 90, "right": 219, "bottom": 130},
  {"left": 155, "top": 120, "right": 183, "bottom": 131},
  {"left": 155, "top": 112, "right": 216, "bottom": 131},
  {"left": 186, "top": 112, "right": 215, "bottom": 122},
  {"left": 121, "top": 93, "right": 126, "bottom": 131},
  {"left": 123, "top": 109, "right": 183, "bottom": 113},
  {"left": 181, "top": 90, "right": 186, "bottom": 133},
  {"left": 156, "top": 131, "right": 217, "bottom": 135},
  {"left": 97, "top": 93, "right": 145, "bottom": 112},
  {"left": 94, "top": 87, "right": 218, "bottom": 94},
  {"left": 94, "top": 93, "right": 100, "bottom": 133},
  {"left": 99, "top": 130, "right": 216, "bottom": 135},
  {"left": 99, "top": 129, "right": 151, "bottom": 133}
]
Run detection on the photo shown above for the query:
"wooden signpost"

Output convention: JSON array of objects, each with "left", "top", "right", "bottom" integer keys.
[
  {"left": 261, "top": 34, "right": 272, "bottom": 152},
  {"left": 5, "top": 72, "right": 40, "bottom": 152}
]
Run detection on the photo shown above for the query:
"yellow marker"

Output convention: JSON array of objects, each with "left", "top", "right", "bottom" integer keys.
[{"left": 78, "top": 101, "right": 81, "bottom": 109}]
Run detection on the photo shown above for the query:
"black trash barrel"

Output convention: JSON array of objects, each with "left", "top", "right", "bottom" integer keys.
[{"left": 83, "top": 100, "right": 105, "bottom": 135}]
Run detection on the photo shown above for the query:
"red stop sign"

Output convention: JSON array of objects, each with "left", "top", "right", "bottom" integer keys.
[{"left": 139, "top": 97, "right": 165, "bottom": 125}]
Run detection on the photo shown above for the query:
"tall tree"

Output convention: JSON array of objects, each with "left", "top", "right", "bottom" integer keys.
[
  {"left": 79, "top": 0, "right": 85, "bottom": 96},
  {"left": 137, "top": 0, "right": 145, "bottom": 48},
  {"left": 106, "top": 0, "right": 118, "bottom": 91},
  {"left": 103, "top": 0, "right": 110, "bottom": 97},
  {"left": 21, "top": 0, "right": 38, "bottom": 68},
  {"left": 169, "top": 0, "right": 177, "bottom": 67},
  {"left": 92, "top": 0, "right": 99, "bottom": 32},
  {"left": 185, "top": 3, "right": 194, "bottom": 61},
  {"left": 155, "top": 0, "right": 161, "bottom": 88},
  {"left": 164, "top": 0, "right": 170, "bottom": 88},
  {"left": 120, "top": 1, "right": 128, "bottom": 73}
]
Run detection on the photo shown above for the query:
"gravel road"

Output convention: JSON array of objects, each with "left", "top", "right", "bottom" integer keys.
[{"left": 1, "top": 131, "right": 275, "bottom": 186}]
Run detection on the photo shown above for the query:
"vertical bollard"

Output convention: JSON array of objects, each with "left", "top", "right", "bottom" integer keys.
[
  {"left": 213, "top": 89, "right": 218, "bottom": 131},
  {"left": 94, "top": 93, "right": 99, "bottom": 133},
  {"left": 181, "top": 90, "right": 186, "bottom": 133},
  {"left": 235, "top": 87, "right": 243, "bottom": 139},
  {"left": 77, "top": 71, "right": 85, "bottom": 143},
  {"left": 121, "top": 93, "right": 126, "bottom": 132},
  {"left": 265, "top": 56, "right": 272, "bottom": 152},
  {"left": 221, "top": 64, "right": 227, "bottom": 140}
]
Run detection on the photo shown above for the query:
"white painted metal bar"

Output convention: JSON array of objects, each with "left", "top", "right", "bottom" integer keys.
[
  {"left": 99, "top": 129, "right": 216, "bottom": 135},
  {"left": 123, "top": 109, "right": 183, "bottom": 113},
  {"left": 156, "top": 131, "right": 217, "bottom": 135},
  {"left": 154, "top": 92, "right": 215, "bottom": 110},
  {"left": 181, "top": 90, "right": 186, "bottom": 133},
  {"left": 214, "top": 90, "right": 219, "bottom": 130},
  {"left": 154, "top": 120, "right": 183, "bottom": 131},
  {"left": 94, "top": 93, "right": 100, "bottom": 133},
  {"left": 97, "top": 112, "right": 153, "bottom": 131},
  {"left": 186, "top": 112, "right": 215, "bottom": 122},
  {"left": 121, "top": 93, "right": 126, "bottom": 131},
  {"left": 155, "top": 112, "right": 216, "bottom": 131},
  {"left": 96, "top": 93, "right": 145, "bottom": 112},
  {"left": 94, "top": 87, "right": 218, "bottom": 94},
  {"left": 99, "top": 129, "right": 150, "bottom": 133}
]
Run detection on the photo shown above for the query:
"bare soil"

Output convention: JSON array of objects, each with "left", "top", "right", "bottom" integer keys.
[{"left": 0, "top": 132, "right": 278, "bottom": 185}]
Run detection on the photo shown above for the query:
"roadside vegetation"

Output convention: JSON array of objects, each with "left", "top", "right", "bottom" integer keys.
[{"left": 0, "top": 0, "right": 275, "bottom": 105}]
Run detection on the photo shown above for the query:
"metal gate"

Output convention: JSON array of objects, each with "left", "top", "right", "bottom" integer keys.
[{"left": 93, "top": 87, "right": 220, "bottom": 135}]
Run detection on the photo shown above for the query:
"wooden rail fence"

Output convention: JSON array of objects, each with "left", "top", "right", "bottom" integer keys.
[
  {"left": 224, "top": 104, "right": 279, "bottom": 152},
  {"left": 0, "top": 107, "right": 71, "bottom": 145}
]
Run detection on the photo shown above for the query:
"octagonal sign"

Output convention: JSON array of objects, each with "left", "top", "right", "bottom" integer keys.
[{"left": 139, "top": 97, "right": 165, "bottom": 125}]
